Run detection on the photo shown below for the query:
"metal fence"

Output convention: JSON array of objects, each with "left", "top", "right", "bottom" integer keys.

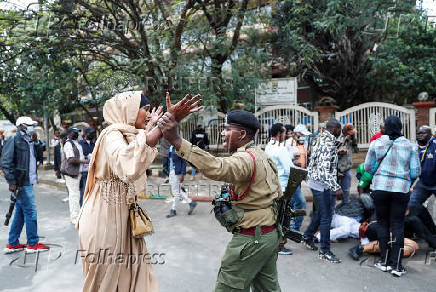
[
  {"left": 335, "top": 102, "right": 416, "bottom": 148},
  {"left": 430, "top": 107, "right": 436, "bottom": 131},
  {"left": 254, "top": 105, "right": 319, "bottom": 146}
]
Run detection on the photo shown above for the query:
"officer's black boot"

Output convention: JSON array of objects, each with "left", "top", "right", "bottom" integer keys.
[
  {"left": 188, "top": 201, "right": 197, "bottom": 215},
  {"left": 348, "top": 244, "right": 363, "bottom": 261},
  {"left": 166, "top": 209, "right": 177, "bottom": 218}
]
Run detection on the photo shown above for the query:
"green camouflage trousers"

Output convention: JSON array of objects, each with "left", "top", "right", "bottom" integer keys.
[{"left": 215, "top": 227, "right": 281, "bottom": 292}]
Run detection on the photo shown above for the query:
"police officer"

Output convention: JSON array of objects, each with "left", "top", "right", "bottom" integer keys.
[{"left": 158, "top": 110, "right": 283, "bottom": 292}]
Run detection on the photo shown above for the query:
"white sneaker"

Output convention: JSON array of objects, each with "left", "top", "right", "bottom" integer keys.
[
  {"left": 374, "top": 261, "right": 392, "bottom": 272},
  {"left": 391, "top": 266, "right": 407, "bottom": 277},
  {"left": 62, "top": 197, "right": 69, "bottom": 202},
  {"left": 56, "top": 179, "right": 66, "bottom": 184}
]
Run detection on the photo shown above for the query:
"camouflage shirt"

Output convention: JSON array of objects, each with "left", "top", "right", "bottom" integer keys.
[{"left": 307, "top": 130, "right": 341, "bottom": 192}]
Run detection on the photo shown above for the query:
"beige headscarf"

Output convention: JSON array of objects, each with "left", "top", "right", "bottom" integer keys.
[{"left": 83, "top": 91, "right": 142, "bottom": 199}]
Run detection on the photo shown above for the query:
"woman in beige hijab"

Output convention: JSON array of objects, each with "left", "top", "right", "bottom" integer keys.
[{"left": 77, "top": 91, "right": 201, "bottom": 292}]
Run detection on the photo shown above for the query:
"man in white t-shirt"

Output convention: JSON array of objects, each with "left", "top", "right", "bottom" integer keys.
[
  {"left": 63, "top": 126, "right": 87, "bottom": 224},
  {"left": 265, "top": 123, "right": 295, "bottom": 255}
]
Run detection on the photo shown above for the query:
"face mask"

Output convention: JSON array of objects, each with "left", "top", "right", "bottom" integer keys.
[
  {"left": 71, "top": 132, "right": 79, "bottom": 140},
  {"left": 25, "top": 126, "right": 34, "bottom": 135}
]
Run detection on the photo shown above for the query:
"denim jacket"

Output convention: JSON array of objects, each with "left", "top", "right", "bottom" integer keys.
[
  {"left": 169, "top": 146, "right": 186, "bottom": 175},
  {"left": 1, "top": 131, "right": 37, "bottom": 186}
]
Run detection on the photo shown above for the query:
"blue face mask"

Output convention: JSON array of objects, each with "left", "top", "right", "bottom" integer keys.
[{"left": 25, "top": 126, "right": 34, "bottom": 135}]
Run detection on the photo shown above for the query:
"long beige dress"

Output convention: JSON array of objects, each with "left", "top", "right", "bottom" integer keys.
[{"left": 77, "top": 91, "right": 159, "bottom": 291}]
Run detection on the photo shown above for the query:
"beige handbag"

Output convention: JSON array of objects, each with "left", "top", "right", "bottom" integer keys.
[{"left": 129, "top": 202, "right": 154, "bottom": 238}]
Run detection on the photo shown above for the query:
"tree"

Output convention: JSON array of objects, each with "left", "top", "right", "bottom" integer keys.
[
  {"left": 367, "top": 13, "right": 436, "bottom": 104},
  {"left": 52, "top": 0, "right": 270, "bottom": 111},
  {"left": 272, "top": 0, "right": 417, "bottom": 109}
]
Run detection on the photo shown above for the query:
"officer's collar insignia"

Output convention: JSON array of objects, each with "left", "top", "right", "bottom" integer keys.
[{"left": 428, "top": 153, "right": 434, "bottom": 159}]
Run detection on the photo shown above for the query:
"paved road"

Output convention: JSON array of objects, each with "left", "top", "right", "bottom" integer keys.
[{"left": 0, "top": 178, "right": 434, "bottom": 292}]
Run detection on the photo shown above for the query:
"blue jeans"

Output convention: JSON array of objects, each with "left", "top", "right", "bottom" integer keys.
[
  {"left": 290, "top": 186, "right": 306, "bottom": 231},
  {"left": 191, "top": 167, "right": 196, "bottom": 176},
  {"left": 8, "top": 185, "right": 39, "bottom": 246},
  {"left": 304, "top": 188, "right": 336, "bottom": 252},
  {"left": 408, "top": 180, "right": 436, "bottom": 208},
  {"left": 162, "top": 157, "right": 169, "bottom": 178},
  {"left": 338, "top": 169, "right": 351, "bottom": 203}
]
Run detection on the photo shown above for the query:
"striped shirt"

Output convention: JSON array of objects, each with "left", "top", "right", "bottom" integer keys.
[{"left": 364, "top": 135, "right": 420, "bottom": 193}]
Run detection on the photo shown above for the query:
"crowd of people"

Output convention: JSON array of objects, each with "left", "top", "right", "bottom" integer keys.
[
  {"left": 1, "top": 90, "right": 435, "bottom": 291},
  {"left": 263, "top": 116, "right": 436, "bottom": 278}
]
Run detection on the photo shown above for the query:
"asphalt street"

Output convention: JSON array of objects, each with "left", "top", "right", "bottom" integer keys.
[{"left": 0, "top": 178, "right": 434, "bottom": 292}]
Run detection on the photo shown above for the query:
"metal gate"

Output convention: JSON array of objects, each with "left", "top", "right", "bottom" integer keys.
[
  {"left": 430, "top": 107, "right": 436, "bottom": 131},
  {"left": 335, "top": 102, "right": 416, "bottom": 148},
  {"left": 255, "top": 105, "right": 319, "bottom": 146}
]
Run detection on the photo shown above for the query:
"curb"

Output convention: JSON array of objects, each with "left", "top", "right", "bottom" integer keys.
[{"left": 137, "top": 194, "right": 316, "bottom": 203}]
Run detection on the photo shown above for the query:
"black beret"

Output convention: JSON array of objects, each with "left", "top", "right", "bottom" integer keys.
[{"left": 225, "top": 110, "right": 260, "bottom": 132}]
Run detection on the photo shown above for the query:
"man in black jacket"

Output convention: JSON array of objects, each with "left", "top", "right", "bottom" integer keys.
[
  {"left": 2, "top": 117, "right": 50, "bottom": 254},
  {"left": 189, "top": 124, "right": 209, "bottom": 180},
  {"left": 79, "top": 127, "right": 96, "bottom": 206},
  {"left": 54, "top": 132, "right": 68, "bottom": 180}
]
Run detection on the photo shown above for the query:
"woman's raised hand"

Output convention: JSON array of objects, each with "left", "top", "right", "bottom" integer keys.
[
  {"left": 145, "top": 106, "right": 163, "bottom": 132},
  {"left": 150, "top": 106, "right": 164, "bottom": 125},
  {"left": 166, "top": 92, "right": 203, "bottom": 122}
]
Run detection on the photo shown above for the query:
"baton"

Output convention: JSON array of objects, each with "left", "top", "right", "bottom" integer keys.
[{"left": 4, "top": 189, "right": 19, "bottom": 226}]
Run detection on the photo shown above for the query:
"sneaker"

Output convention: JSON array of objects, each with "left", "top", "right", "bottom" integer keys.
[
  {"left": 188, "top": 201, "right": 197, "bottom": 215},
  {"left": 319, "top": 250, "right": 341, "bottom": 263},
  {"left": 391, "top": 266, "right": 407, "bottom": 277},
  {"left": 62, "top": 197, "right": 69, "bottom": 202},
  {"left": 26, "top": 243, "right": 50, "bottom": 254},
  {"left": 164, "top": 179, "right": 169, "bottom": 184},
  {"left": 4, "top": 243, "right": 25, "bottom": 254},
  {"left": 302, "top": 236, "right": 318, "bottom": 251},
  {"left": 166, "top": 209, "right": 177, "bottom": 218},
  {"left": 374, "top": 260, "right": 393, "bottom": 272},
  {"left": 278, "top": 248, "right": 293, "bottom": 255},
  {"left": 348, "top": 244, "right": 363, "bottom": 261}
]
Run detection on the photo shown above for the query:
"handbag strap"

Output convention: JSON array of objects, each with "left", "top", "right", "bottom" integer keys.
[
  {"left": 374, "top": 142, "right": 394, "bottom": 174},
  {"left": 231, "top": 151, "right": 257, "bottom": 201}
]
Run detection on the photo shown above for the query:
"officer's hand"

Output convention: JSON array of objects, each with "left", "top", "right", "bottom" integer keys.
[
  {"left": 165, "top": 92, "right": 203, "bottom": 122},
  {"left": 335, "top": 189, "right": 344, "bottom": 200},
  {"left": 278, "top": 239, "right": 287, "bottom": 252},
  {"left": 9, "top": 184, "right": 17, "bottom": 192},
  {"left": 158, "top": 113, "right": 183, "bottom": 150}
]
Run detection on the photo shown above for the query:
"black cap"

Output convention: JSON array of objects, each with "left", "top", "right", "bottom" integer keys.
[
  {"left": 84, "top": 127, "right": 96, "bottom": 134},
  {"left": 225, "top": 110, "right": 260, "bottom": 132},
  {"left": 67, "top": 126, "right": 81, "bottom": 134}
]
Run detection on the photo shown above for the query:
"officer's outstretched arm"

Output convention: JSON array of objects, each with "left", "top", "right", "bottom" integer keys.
[
  {"left": 177, "top": 139, "right": 253, "bottom": 184},
  {"left": 158, "top": 112, "right": 253, "bottom": 184}
]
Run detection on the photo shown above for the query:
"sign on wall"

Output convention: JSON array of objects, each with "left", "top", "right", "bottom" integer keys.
[{"left": 255, "top": 77, "right": 297, "bottom": 106}]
